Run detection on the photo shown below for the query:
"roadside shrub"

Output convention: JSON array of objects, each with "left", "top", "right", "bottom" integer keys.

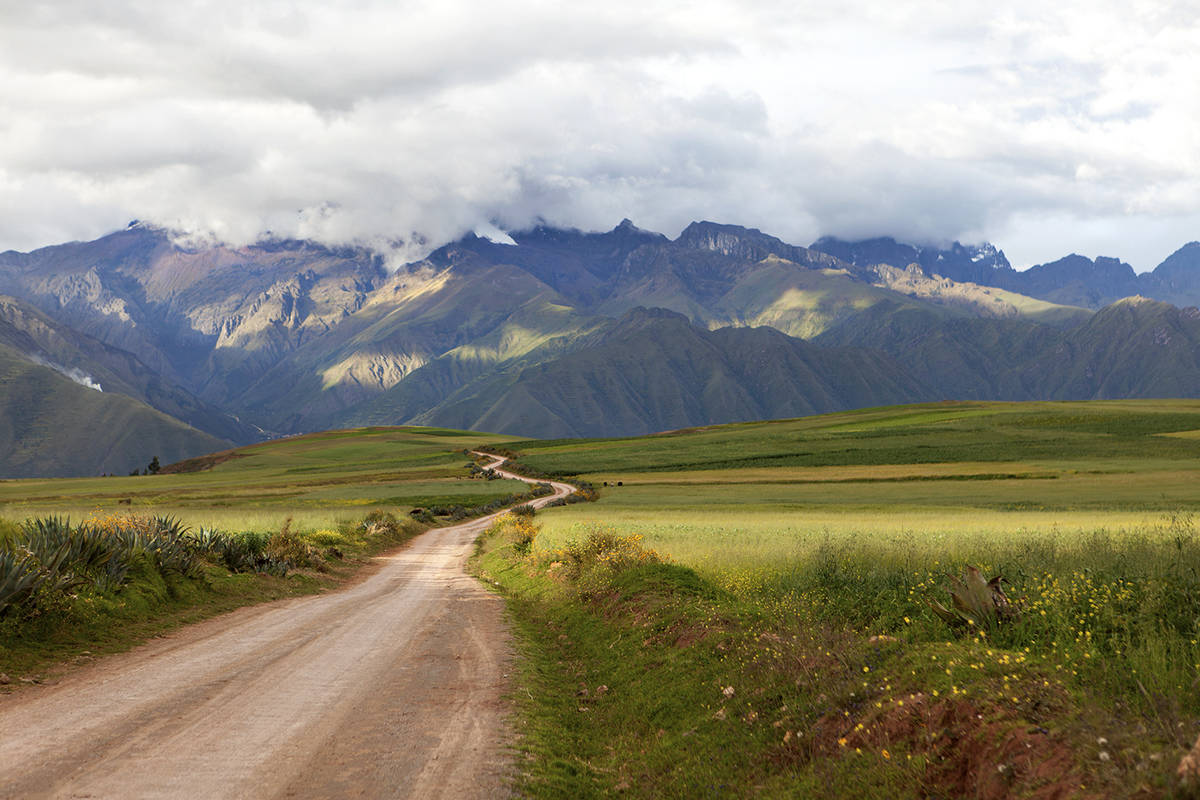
[
  {"left": 236, "top": 530, "right": 271, "bottom": 554},
  {"left": 207, "top": 531, "right": 287, "bottom": 575},
  {"left": 355, "top": 510, "right": 423, "bottom": 544},
  {"left": 266, "top": 518, "right": 318, "bottom": 569},
  {"left": 362, "top": 510, "right": 402, "bottom": 537},
  {"left": 22, "top": 516, "right": 114, "bottom": 590},
  {"left": 143, "top": 516, "right": 203, "bottom": 577},
  {"left": 542, "top": 483, "right": 597, "bottom": 507},
  {"left": 555, "top": 529, "right": 662, "bottom": 576},
  {"left": 491, "top": 513, "right": 539, "bottom": 555},
  {"left": 82, "top": 513, "right": 203, "bottom": 580},
  {"left": 572, "top": 482, "right": 599, "bottom": 502},
  {"left": 511, "top": 504, "right": 536, "bottom": 518},
  {"left": 0, "top": 549, "right": 42, "bottom": 616},
  {"left": 307, "top": 529, "right": 346, "bottom": 547},
  {"left": 523, "top": 525, "right": 665, "bottom": 599},
  {"left": 410, "top": 509, "right": 435, "bottom": 524}
]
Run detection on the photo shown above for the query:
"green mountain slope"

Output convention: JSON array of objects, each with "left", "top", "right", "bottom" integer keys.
[
  {"left": 815, "top": 302, "right": 1065, "bottom": 399},
  {"left": 0, "top": 295, "right": 259, "bottom": 443},
  {"left": 407, "top": 308, "right": 930, "bottom": 438},
  {"left": 393, "top": 296, "right": 1200, "bottom": 439},
  {"left": 1042, "top": 297, "right": 1200, "bottom": 398},
  {"left": 818, "top": 296, "right": 1200, "bottom": 402},
  {"left": 0, "top": 343, "right": 229, "bottom": 478}
]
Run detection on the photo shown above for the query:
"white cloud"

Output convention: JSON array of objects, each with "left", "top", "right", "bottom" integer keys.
[
  {"left": 0, "top": 0, "right": 1197, "bottom": 270},
  {"left": 26, "top": 353, "right": 102, "bottom": 392}
]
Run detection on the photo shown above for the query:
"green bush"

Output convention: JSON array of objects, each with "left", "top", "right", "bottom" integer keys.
[
  {"left": 266, "top": 518, "right": 318, "bottom": 570},
  {"left": 307, "top": 529, "right": 346, "bottom": 547},
  {"left": 207, "top": 531, "right": 287, "bottom": 575},
  {"left": 362, "top": 510, "right": 402, "bottom": 536}
]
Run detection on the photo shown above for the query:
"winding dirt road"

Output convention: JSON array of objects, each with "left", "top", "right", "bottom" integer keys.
[{"left": 0, "top": 456, "right": 573, "bottom": 799}]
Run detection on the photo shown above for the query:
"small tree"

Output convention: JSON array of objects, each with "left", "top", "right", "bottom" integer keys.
[{"left": 147, "top": 456, "right": 161, "bottom": 475}]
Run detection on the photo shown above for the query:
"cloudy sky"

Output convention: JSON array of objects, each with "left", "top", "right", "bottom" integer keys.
[{"left": 0, "top": 1, "right": 1197, "bottom": 271}]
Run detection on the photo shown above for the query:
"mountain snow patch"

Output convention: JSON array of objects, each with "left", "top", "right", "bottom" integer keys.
[{"left": 473, "top": 223, "right": 517, "bottom": 246}]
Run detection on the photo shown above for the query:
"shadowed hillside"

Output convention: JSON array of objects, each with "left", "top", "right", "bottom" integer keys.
[{"left": 0, "top": 341, "right": 228, "bottom": 477}]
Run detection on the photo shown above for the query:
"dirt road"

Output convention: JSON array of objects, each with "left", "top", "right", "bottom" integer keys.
[{"left": 0, "top": 457, "right": 573, "bottom": 799}]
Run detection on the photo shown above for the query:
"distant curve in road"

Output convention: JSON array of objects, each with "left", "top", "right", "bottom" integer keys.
[{"left": 0, "top": 456, "right": 573, "bottom": 800}]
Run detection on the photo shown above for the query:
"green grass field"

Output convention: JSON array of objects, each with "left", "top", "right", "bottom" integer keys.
[
  {"left": 479, "top": 400, "right": 1200, "bottom": 798},
  {"left": 513, "top": 400, "right": 1200, "bottom": 557},
  {"left": 0, "top": 426, "right": 526, "bottom": 533}
]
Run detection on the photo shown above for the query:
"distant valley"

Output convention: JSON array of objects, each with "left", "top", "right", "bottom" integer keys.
[{"left": 2, "top": 219, "right": 1199, "bottom": 476}]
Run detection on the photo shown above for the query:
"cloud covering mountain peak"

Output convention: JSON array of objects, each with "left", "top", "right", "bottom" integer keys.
[{"left": 1, "top": 0, "right": 1197, "bottom": 271}]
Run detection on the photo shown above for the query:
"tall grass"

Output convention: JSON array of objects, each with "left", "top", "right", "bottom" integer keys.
[
  {"left": 539, "top": 511, "right": 1200, "bottom": 721},
  {"left": 782, "top": 516, "right": 1200, "bottom": 712}
]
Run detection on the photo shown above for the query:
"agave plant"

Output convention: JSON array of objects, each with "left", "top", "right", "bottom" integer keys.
[
  {"left": 21, "top": 517, "right": 115, "bottom": 592},
  {"left": 928, "top": 565, "right": 1019, "bottom": 630},
  {"left": 0, "top": 550, "right": 42, "bottom": 616},
  {"left": 114, "top": 516, "right": 202, "bottom": 578},
  {"left": 186, "top": 526, "right": 225, "bottom": 552}
]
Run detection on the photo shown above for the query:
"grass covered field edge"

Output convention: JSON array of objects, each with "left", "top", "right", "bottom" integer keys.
[{"left": 474, "top": 511, "right": 1200, "bottom": 799}]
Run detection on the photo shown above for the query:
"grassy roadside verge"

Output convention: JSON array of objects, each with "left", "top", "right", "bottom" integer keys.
[
  {"left": 473, "top": 513, "right": 1192, "bottom": 799},
  {"left": 0, "top": 512, "right": 425, "bottom": 687}
]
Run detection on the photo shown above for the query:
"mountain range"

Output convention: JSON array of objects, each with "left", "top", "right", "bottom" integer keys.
[{"left": 1, "top": 218, "right": 1199, "bottom": 475}]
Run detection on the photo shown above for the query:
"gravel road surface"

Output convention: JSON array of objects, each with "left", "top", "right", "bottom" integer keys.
[{"left": 0, "top": 457, "right": 572, "bottom": 799}]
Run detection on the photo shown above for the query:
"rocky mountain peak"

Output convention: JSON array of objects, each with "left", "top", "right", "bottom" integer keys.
[
  {"left": 1151, "top": 242, "right": 1200, "bottom": 286},
  {"left": 677, "top": 221, "right": 842, "bottom": 269},
  {"left": 809, "top": 236, "right": 1011, "bottom": 283}
]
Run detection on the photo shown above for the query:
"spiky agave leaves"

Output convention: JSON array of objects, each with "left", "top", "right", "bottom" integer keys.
[
  {"left": 929, "top": 565, "right": 1019, "bottom": 631},
  {"left": 0, "top": 521, "right": 115, "bottom": 615},
  {"left": 0, "top": 550, "right": 42, "bottom": 615},
  {"left": 143, "top": 516, "right": 201, "bottom": 577},
  {"left": 99, "top": 515, "right": 201, "bottom": 579},
  {"left": 193, "top": 529, "right": 289, "bottom": 575},
  {"left": 21, "top": 517, "right": 115, "bottom": 593}
]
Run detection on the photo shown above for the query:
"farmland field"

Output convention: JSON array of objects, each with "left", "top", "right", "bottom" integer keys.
[
  {"left": 510, "top": 400, "right": 1200, "bottom": 562},
  {"left": 0, "top": 426, "right": 526, "bottom": 532},
  {"left": 476, "top": 400, "right": 1200, "bottom": 798}
]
